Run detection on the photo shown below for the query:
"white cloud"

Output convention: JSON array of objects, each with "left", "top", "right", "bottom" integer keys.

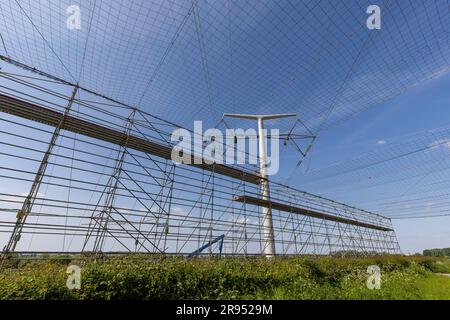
[
  {"left": 377, "top": 140, "right": 386, "bottom": 145},
  {"left": 230, "top": 216, "right": 253, "bottom": 225},
  {"left": 172, "top": 207, "right": 186, "bottom": 215},
  {"left": 20, "top": 192, "right": 46, "bottom": 198},
  {"left": 427, "top": 139, "right": 450, "bottom": 152}
]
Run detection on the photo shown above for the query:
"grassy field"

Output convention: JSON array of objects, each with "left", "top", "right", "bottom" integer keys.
[{"left": 0, "top": 255, "right": 449, "bottom": 300}]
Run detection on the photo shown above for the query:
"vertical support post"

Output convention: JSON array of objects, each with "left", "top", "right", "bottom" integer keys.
[
  {"left": 1, "top": 85, "right": 79, "bottom": 255},
  {"left": 208, "top": 165, "right": 215, "bottom": 256},
  {"left": 223, "top": 113, "right": 296, "bottom": 258},
  {"left": 390, "top": 219, "right": 401, "bottom": 254},
  {"left": 162, "top": 163, "right": 176, "bottom": 253},
  {"left": 82, "top": 108, "right": 137, "bottom": 253},
  {"left": 257, "top": 118, "right": 275, "bottom": 258},
  {"left": 92, "top": 109, "right": 137, "bottom": 252}
]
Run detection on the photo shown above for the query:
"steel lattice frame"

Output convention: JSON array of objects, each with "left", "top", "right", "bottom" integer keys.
[{"left": 0, "top": 58, "right": 400, "bottom": 257}]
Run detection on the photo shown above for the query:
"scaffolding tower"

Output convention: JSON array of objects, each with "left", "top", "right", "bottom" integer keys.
[{"left": 0, "top": 57, "right": 400, "bottom": 258}]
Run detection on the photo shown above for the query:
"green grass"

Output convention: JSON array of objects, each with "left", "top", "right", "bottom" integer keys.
[
  {"left": 413, "top": 275, "right": 450, "bottom": 300},
  {"left": 261, "top": 271, "right": 450, "bottom": 300},
  {"left": 424, "top": 258, "right": 450, "bottom": 273},
  {"left": 0, "top": 255, "right": 449, "bottom": 300}
]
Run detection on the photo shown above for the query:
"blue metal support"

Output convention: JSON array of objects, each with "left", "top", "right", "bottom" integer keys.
[{"left": 188, "top": 234, "right": 225, "bottom": 258}]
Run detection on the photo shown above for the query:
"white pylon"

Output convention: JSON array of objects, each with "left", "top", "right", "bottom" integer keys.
[{"left": 223, "top": 113, "right": 296, "bottom": 258}]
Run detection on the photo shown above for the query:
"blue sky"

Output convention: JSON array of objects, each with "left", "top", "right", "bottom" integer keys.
[
  {"left": 289, "top": 71, "right": 450, "bottom": 253},
  {"left": 0, "top": 0, "right": 450, "bottom": 253}
]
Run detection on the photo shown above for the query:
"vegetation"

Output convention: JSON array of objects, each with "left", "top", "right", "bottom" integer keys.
[
  {"left": 423, "top": 247, "right": 450, "bottom": 257},
  {"left": 0, "top": 255, "right": 449, "bottom": 300}
]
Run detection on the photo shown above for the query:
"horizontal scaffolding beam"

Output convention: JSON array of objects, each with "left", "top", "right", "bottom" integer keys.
[
  {"left": 233, "top": 195, "right": 393, "bottom": 232},
  {"left": 0, "top": 93, "right": 261, "bottom": 184}
]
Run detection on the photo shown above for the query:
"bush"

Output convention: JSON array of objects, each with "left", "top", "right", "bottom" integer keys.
[
  {"left": 423, "top": 248, "right": 450, "bottom": 257},
  {"left": 0, "top": 255, "right": 448, "bottom": 300}
]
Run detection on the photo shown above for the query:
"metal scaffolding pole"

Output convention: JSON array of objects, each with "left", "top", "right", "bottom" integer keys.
[
  {"left": 1, "top": 85, "right": 79, "bottom": 257},
  {"left": 84, "top": 109, "right": 137, "bottom": 253},
  {"left": 0, "top": 65, "right": 401, "bottom": 258}
]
